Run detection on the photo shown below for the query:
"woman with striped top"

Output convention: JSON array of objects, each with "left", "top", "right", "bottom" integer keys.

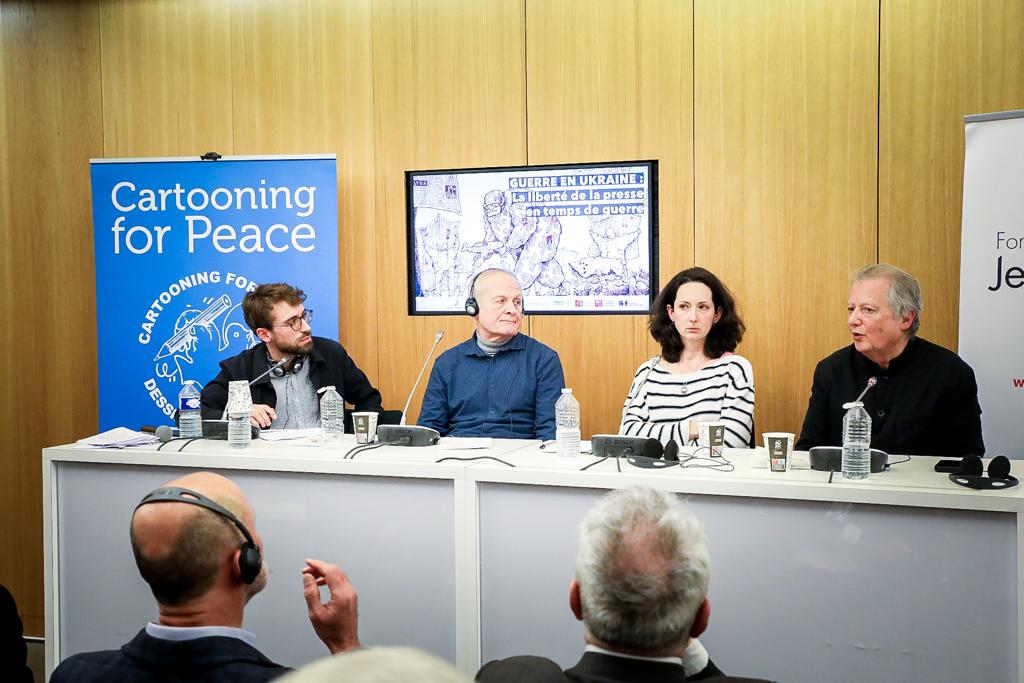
[{"left": 620, "top": 267, "right": 755, "bottom": 448}]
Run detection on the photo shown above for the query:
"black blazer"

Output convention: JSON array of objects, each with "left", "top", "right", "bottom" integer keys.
[
  {"left": 478, "top": 652, "right": 774, "bottom": 683},
  {"left": 200, "top": 336, "right": 383, "bottom": 428},
  {"left": 49, "top": 629, "right": 289, "bottom": 683}
]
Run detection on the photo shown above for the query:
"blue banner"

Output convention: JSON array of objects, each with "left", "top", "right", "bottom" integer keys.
[{"left": 91, "top": 156, "right": 339, "bottom": 430}]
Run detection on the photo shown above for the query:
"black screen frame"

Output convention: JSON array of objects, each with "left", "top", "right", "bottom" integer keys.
[{"left": 404, "top": 159, "right": 659, "bottom": 316}]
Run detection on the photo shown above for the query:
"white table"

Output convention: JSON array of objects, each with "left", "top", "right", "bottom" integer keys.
[{"left": 43, "top": 438, "right": 1024, "bottom": 682}]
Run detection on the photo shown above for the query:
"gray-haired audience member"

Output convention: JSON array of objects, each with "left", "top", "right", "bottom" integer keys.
[
  {"left": 796, "top": 263, "right": 984, "bottom": 457},
  {"left": 277, "top": 646, "right": 470, "bottom": 683},
  {"left": 476, "top": 487, "right": 771, "bottom": 683},
  {"left": 50, "top": 472, "right": 360, "bottom": 683}
]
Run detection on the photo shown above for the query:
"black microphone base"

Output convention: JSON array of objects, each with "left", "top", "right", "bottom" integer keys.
[
  {"left": 376, "top": 425, "right": 441, "bottom": 447},
  {"left": 202, "top": 420, "right": 261, "bottom": 441}
]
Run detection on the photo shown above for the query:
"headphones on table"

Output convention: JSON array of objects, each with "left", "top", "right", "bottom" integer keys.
[
  {"left": 949, "top": 454, "right": 1019, "bottom": 490},
  {"left": 136, "top": 486, "right": 263, "bottom": 584},
  {"left": 268, "top": 354, "right": 305, "bottom": 377}
]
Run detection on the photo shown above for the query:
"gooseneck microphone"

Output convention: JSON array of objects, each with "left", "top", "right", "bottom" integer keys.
[
  {"left": 401, "top": 330, "right": 444, "bottom": 425},
  {"left": 251, "top": 355, "right": 293, "bottom": 386},
  {"left": 377, "top": 330, "right": 444, "bottom": 447},
  {"left": 620, "top": 356, "right": 661, "bottom": 424},
  {"left": 853, "top": 376, "right": 878, "bottom": 403}
]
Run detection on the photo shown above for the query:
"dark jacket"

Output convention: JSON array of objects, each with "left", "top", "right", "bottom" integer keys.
[
  {"left": 0, "top": 584, "right": 32, "bottom": 683},
  {"left": 477, "top": 652, "right": 772, "bottom": 683},
  {"left": 49, "top": 629, "right": 288, "bottom": 683},
  {"left": 796, "top": 337, "right": 984, "bottom": 457},
  {"left": 200, "top": 336, "right": 382, "bottom": 430}
]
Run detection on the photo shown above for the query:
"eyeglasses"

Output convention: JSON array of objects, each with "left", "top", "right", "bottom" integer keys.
[{"left": 274, "top": 309, "right": 313, "bottom": 331}]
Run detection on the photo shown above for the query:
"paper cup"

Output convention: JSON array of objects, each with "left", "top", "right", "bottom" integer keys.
[
  {"left": 698, "top": 421, "right": 727, "bottom": 457},
  {"left": 763, "top": 432, "right": 795, "bottom": 472},
  {"left": 353, "top": 412, "right": 379, "bottom": 444}
]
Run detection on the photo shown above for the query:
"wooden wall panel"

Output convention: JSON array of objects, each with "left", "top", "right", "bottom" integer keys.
[
  {"left": 2, "top": 0, "right": 1023, "bottom": 641},
  {"left": 0, "top": 0, "right": 104, "bottom": 636},
  {"left": 371, "top": 0, "right": 526, "bottom": 420},
  {"left": 525, "top": 0, "right": 693, "bottom": 437},
  {"left": 229, "top": 0, "right": 380, "bottom": 390},
  {"left": 694, "top": 0, "right": 879, "bottom": 439},
  {"left": 880, "top": 0, "right": 1024, "bottom": 349},
  {"left": 99, "top": 0, "right": 233, "bottom": 156}
]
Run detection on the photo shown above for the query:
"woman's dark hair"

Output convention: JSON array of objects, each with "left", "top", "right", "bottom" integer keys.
[{"left": 649, "top": 267, "right": 745, "bottom": 362}]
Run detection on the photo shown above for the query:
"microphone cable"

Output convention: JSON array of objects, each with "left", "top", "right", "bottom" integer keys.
[
  {"left": 677, "top": 445, "right": 735, "bottom": 472},
  {"left": 580, "top": 455, "right": 622, "bottom": 472},
  {"left": 158, "top": 437, "right": 205, "bottom": 452},
  {"left": 435, "top": 455, "right": 516, "bottom": 467},
  {"left": 344, "top": 441, "right": 387, "bottom": 459}
]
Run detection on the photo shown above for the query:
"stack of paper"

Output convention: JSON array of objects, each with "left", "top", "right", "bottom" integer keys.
[{"left": 77, "top": 428, "right": 158, "bottom": 448}]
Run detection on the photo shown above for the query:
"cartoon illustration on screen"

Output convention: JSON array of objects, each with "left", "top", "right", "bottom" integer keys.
[{"left": 411, "top": 167, "right": 653, "bottom": 306}]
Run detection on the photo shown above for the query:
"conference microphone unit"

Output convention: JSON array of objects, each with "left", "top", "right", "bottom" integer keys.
[
  {"left": 377, "top": 330, "right": 444, "bottom": 447},
  {"left": 202, "top": 420, "right": 261, "bottom": 441},
  {"left": 143, "top": 422, "right": 261, "bottom": 442},
  {"left": 592, "top": 435, "right": 663, "bottom": 459}
]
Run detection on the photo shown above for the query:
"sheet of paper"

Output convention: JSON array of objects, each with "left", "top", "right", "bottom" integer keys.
[
  {"left": 258, "top": 428, "right": 322, "bottom": 442},
  {"left": 439, "top": 437, "right": 494, "bottom": 450},
  {"left": 77, "top": 427, "right": 157, "bottom": 448}
]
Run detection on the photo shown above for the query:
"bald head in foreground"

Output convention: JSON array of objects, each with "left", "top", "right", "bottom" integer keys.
[
  {"left": 419, "top": 268, "right": 565, "bottom": 440},
  {"left": 51, "top": 471, "right": 360, "bottom": 683},
  {"left": 278, "top": 646, "right": 470, "bottom": 683},
  {"left": 476, "top": 487, "right": 772, "bottom": 683}
]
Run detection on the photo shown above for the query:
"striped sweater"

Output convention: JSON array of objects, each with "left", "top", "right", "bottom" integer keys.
[{"left": 619, "top": 355, "right": 755, "bottom": 448}]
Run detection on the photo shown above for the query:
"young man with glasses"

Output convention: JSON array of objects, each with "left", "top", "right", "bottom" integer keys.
[{"left": 200, "top": 283, "right": 382, "bottom": 430}]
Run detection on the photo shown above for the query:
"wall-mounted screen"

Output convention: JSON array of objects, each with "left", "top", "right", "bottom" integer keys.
[{"left": 406, "top": 160, "right": 658, "bottom": 315}]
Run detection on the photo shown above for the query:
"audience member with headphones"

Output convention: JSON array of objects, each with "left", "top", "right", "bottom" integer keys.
[
  {"left": 418, "top": 268, "right": 565, "bottom": 440},
  {"left": 200, "top": 282, "right": 382, "bottom": 430},
  {"left": 50, "top": 471, "right": 360, "bottom": 682}
]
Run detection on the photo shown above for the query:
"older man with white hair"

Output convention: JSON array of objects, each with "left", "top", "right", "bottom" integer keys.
[
  {"left": 796, "top": 263, "right": 984, "bottom": 457},
  {"left": 419, "top": 268, "right": 564, "bottom": 440},
  {"left": 476, "top": 487, "right": 769, "bottom": 683}
]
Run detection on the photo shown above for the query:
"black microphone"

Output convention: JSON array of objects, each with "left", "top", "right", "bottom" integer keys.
[
  {"left": 250, "top": 355, "right": 292, "bottom": 386},
  {"left": 377, "top": 330, "right": 444, "bottom": 447}
]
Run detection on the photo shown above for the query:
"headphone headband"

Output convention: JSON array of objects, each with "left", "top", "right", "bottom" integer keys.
[
  {"left": 136, "top": 486, "right": 263, "bottom": 583},
  {"left": 136, "top": 487, "right": 256, "bottom": 546}
]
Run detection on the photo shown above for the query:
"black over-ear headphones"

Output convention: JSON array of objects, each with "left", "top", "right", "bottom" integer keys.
[
  {"left": 949, "top": 455, "right": 1019, "bottom": 490},
  {"left": 464, "top": 269, "right": 525, "bottom": 317},
  {"left": 136, "top": 487, "right": 263, "bottom": 584},
  {"left": 464, "top": 271, "right": 482, "bottom": 317},
  {"left": 268, "top": 354, "right": 305, "bottom": 377}
]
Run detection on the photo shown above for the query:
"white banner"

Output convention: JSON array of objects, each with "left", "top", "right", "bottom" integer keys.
[{"left": 958, "top": 110, "right": 1024, "bottom": 457}]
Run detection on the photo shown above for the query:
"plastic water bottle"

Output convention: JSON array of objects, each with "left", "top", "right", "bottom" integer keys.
[
  {"left": 228, "top": 412, "right": 251, "bottom": 449},
  {"left": 555, "top": 388, "right": 581, "bottom": 457},
  {"left": 319, "top": 386, "right": 344, "bottom": 446},
  {"left": 178, "top": 380, "right": 202, "bottom": 438},
  {"left": 841, "top": 401, "right": 872, "bottom": 480}
]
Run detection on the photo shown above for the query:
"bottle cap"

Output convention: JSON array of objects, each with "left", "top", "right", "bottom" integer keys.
[
  {"left": 317, "top": 386, "right": 336, "bottom": 394},
  {"left": 841, "top": 400, "right": 864, "bottom": 410},
  {"left": 561, "top": 388, "right": 572, "bottom": 394}
]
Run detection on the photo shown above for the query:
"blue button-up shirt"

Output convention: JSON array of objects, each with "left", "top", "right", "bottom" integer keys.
[{"left": 418, "top": 333, "right": 564, "bottom": 440}]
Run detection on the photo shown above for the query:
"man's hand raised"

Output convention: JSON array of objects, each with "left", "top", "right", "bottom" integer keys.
[{"left": 302, "top": 558, "right": 361, "bottom": 655}]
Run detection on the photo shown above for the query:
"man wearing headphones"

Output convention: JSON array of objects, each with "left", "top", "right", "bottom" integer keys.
[
  {"left": 418, "top": 268, "right": 564, "bottom": 440},
  {"left": 50, "top": 471, "right": 360, "bottom": 682},
  {"left": 201, "top": 282, "right": 382, "bottom": 429}
]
